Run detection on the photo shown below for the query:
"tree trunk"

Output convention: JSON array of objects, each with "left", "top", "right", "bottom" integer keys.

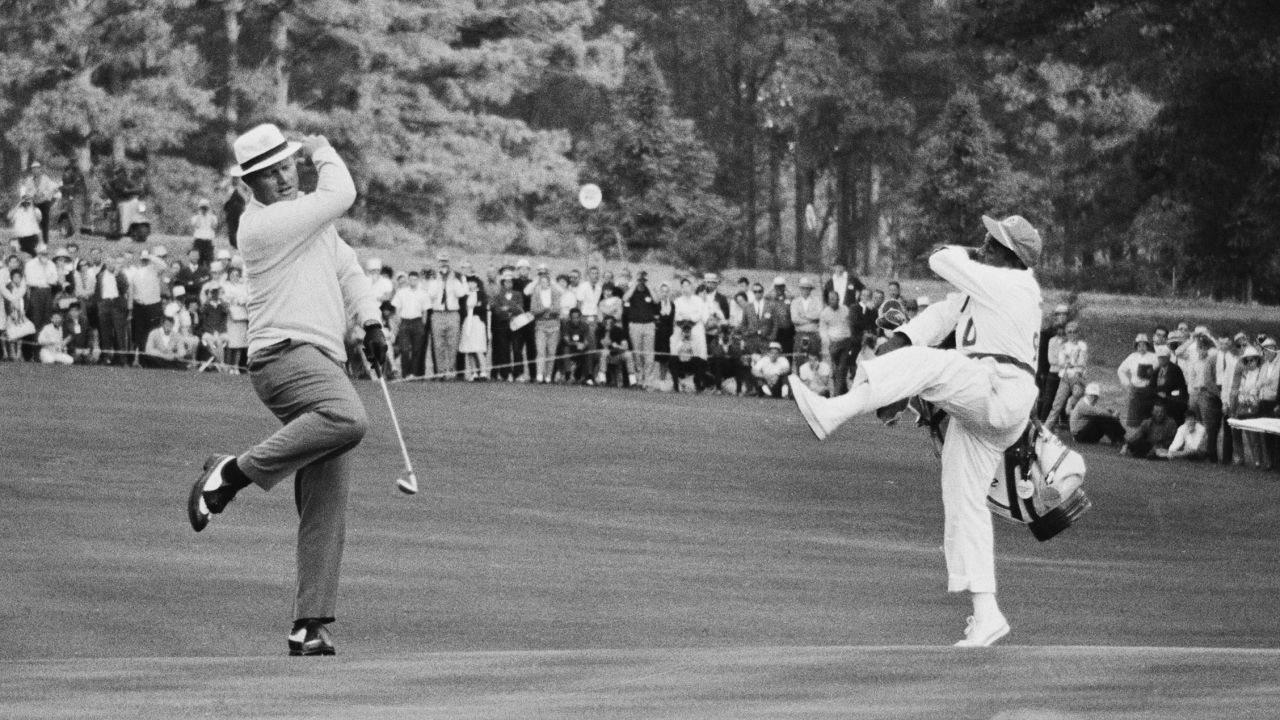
[
  {"left": 862, "top": 163, "right": 880, "bottom": 275},
  {"left": 743, "top": 105, "right": 758, "bottom": 269},
  {"left": 793, "top": 141, "right": 814, "bottom": 271},
  {"left": 766, "top": 131, "right": 784, "bottom": 267},
  {"left": 272, "top": 11, "right": 290, "bottom": 116},
  {"left": 835, "top": 151, "right": 857, "bottom": 271}
]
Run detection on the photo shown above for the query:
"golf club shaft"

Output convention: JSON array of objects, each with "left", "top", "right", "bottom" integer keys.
[{"left": 362, "top": 350, "right": 417, "bottom": 481}]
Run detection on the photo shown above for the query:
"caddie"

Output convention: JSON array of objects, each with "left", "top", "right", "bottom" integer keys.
[
  {"left": 186, "top": 123, "right": 388, "bottom": 656},
  {"left": 790, "top": 214, "right": 1044, "bottom": 647}
]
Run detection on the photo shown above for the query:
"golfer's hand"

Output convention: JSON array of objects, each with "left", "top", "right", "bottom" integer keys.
[
  {"left": 875, "top": 332, "right": 910, "bottom": 357},
  {"left": 300, "top": 135, "right": 332, "bottom": 160},
  {"left": 363, "top": 324, "right": 388, "bottom": 373}
]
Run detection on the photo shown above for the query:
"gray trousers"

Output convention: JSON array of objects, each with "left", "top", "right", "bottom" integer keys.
[
  {"left": 432, "top": 311, "right": 460, "bottom": 378},
  {"left": 239, "top": 341, "right": 368, "bottom": 622}
]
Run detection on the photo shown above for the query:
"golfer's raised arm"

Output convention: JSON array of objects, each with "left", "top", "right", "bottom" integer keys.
[{"left": 247, "top": 141, "right": 356, "bottom": 253}]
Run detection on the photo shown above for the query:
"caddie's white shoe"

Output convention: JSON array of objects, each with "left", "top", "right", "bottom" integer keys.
[
  {"left": 789, "top": 375, "right": 837, "bottom": 440},
  {"left": 954, "top": 615, "right": 1010, "bottom": 647}
]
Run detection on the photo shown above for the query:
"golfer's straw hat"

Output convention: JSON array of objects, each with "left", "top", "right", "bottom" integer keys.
[
  {"left": 981, "top": 214, "right": 1042, "bottom": 267},
  {"left": 230, "top": 124, "right": 300, "bottom": 177}
]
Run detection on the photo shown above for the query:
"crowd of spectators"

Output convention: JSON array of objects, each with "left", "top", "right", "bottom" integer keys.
[{"left": 1038, "top": 307, "right": 1280, "bottom": 471}]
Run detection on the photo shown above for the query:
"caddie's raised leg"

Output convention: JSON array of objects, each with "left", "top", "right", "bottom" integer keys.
[{"left": 939, "top": 422, "right": 1002, "bottom": 594}]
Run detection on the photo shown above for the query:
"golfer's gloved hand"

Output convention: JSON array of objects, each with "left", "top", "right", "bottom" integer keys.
[{"left": 362, "top": 323, "right": 388, "bottom": 371}]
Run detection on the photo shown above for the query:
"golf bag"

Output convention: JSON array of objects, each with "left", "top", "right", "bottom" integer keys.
[{"left": 910, "top": 399, "right": 1092, "bottom": 542}]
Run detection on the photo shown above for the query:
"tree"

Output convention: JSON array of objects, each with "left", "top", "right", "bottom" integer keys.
[{"left": 577, "top": 46, "right": 738, "bottom": 268}]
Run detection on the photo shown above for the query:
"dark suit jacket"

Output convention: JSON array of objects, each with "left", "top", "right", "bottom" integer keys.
[
  {"left": 822, "top": 275, "right": 864, "bottom": 307},
  {"left": 849, "top": 302, "right": 877, "bottom": 343}
]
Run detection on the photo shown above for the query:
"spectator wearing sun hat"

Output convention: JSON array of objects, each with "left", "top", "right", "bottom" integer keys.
[
  {"left": 190, "top": 198, "right": 219, "bottom": 266},
  {"left": 1152, "top": 343, "right": 1189, "bottom": 425},
  {"left": 1117, "top": 332, "right": 1158, "bottom": 427},
  {"left": 1068, "top": 382, "right": 1126, "bottom": 445},
  {"left": 752, "top": 341, "right": 791, "bottom": 398},
  {"left": 768, "top": 275, "right": 794, "bottom": 355},
  {"left": 1184, "top": 326, "right": 1223, "bottom": 462},
  {"left": 8, "top": 192, "right": 42, "bottom": 257},
  {"left": 789, "top": 275, "right": 823, "bottom": 365},
  {"left": 24, "top": 243, "right": 59, "bottom": 343}
]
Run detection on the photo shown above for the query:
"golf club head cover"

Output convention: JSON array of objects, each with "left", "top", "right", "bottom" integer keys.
[{"left": 362, "top": 323, "right": 388, "bottom": 370}]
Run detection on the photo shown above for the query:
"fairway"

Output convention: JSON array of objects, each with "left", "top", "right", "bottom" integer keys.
[{"left": 3, "top": 363, "right": 1279, "bottom": 718}]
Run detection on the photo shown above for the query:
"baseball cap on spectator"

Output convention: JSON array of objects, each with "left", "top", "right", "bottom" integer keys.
[
  {"left": 215, "top": 248, "right": 233, "bottom": 261},
  {"left": 798, "top": 276, "right": 815, "bottom": 288},
  {"left": 1192, "top": 325, "right": 1213, "bottom": 339},
  {"left": 29, "top": 161, "right": 41, "bottom": 169},
  {"left": 211, "top": 260, "right": 224, "bottom": 273},
  {"left": 365, "top": 258, "right": 382, "bottom": 272},
  {"left": 36, "top": 243, "right": 49, "bottom": 254},
  {"left": 773, "top": 276, "right": 786, "bottom": 286},
  {"left": 197, "top": 198, "right": 210, "bottom": 207},
  {"left": 206, "top": 280, "right": 222, "bottom": 291},
  {"left": 768, "top": 341, "right": 782, "bottom": 351},
  {"left": 163, "top": 304, "right": 178, "bottom": 318},
  {"left": 436, "top": 252, "right": 450, "bottom": 263},
  {"left": 1233, "top": 331, "right": 1250, "bottom": 346},
  {"left": 703, "top": 272, "right": 719, "bottom": 283},
  {"left": 53, "top": 247, "right": 71, "bottom": 260},
  {"left": 981, "top": 214, "right": 1042, "bottom": 267},
  {"left": 536, "top": 262, "right": 549, "bottom": 274},
  {"left": 1054, "top": 303, "right": 1069, "bottom": 314},
  {"left": 515, "top": 258, "right": 531, "bottom": 269},
  {"left": 500, "top": 269, "right": 514, "bottom": 281},
  {"left": 1085, "top": 383, "right": 1101, "bottom": 396},
  {"left": 1263, "top": 336, "right": 1278, "bottom": 351},
  {"left": 172, "top": 286, "right": 185, "bottom": 297},
  {"left": 1242, "top": 345, "right": 1262, "bottom": 360},
  {"left": 1155, "top": 344, "right": 1170, "bottom": 358},
  {"left": 1134, "top": 333, "right": 1151, "bottom": 346}
]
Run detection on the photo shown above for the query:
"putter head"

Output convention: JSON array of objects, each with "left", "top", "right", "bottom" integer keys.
[{"left": 397, "top": 471, "right": 418, "bottom": 495}]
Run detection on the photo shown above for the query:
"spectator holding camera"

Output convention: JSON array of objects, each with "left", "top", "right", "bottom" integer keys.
[
  {"left": 789, "top": 276, "right": 823, "bottom": 364},
  {"left": 1117, "top": 332, "right": 1158, "bottom": 427},
  {"left": 671, "top": 276, "right": 710, "bottom": 370}
]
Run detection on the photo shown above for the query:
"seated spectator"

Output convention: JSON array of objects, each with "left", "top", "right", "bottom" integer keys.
[
  {"left": 752, "top": 341, "right": 791, "bottom": 398},
  {"left": 708, "top": 327, "right": 748, "bottom": 394},
  {"left": 141, "top": 314, "right": 189, "bottom": 370},
  {"left": 595, "top": 314, "right": 635, "bottom": 387},
  {"left": 1161, "top": 406, "right": 1208, "bottom": 461},
  {"left": 62, "top": 302, "right": 93, "bottom": 363},
  {"left": 1069, "top": 383, "right": 1126, "bottom": 445},
  {"left": 668, "top": 319, "right": 708, "bottom": 393},
  {"left": 1122, "top": 402, "right": 1179, "bottom": 459},
  {"left": 797, "top": 350, "right": 833, "bottom": 397},
  {"left": 37, "top": 311, "right": 73, "bottom": 365},
  {"left": 560, "top": 307, "right": 591, "bottom": 384},
  {"left": 200, "top": 283, "right": 231, "bottom": 370}
]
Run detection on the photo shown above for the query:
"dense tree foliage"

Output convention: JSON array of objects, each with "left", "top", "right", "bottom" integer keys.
[{"left": 0, "top": 0, "right": 1275, "bottom": 299}]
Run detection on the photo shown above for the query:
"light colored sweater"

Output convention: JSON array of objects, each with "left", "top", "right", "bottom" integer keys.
[{"left": 238, "top": 146, "right": 379, "bottom": 363}]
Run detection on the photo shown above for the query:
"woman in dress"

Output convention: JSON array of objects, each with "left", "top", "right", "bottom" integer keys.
[
  {"left": 458, "top": 276, "right": 489, "bottom": 381},
  {"left": 221, "top": 265, "right": 250, "bottom": 371}
]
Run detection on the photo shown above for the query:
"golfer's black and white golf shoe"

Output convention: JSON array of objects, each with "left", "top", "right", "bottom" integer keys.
[{"left": 288, "top": 620, "right": 336, "bottom": 656}]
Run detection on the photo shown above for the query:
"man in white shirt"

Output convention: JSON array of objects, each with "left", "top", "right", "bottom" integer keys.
[
  {"left": 426, "top": 253, "right": 467, "bottom": 379},
  {"left": 789, "top": 276, "right": 823, "bottom": 363},
  {"left": 790, "top": 214, "right": 1045, "bottom": 647},
  {"left": 95, "top": 255, "right": 130, "bottom": 364},
  {"left": 366, "top": 258, "right": 394, "bottom": 303},
  {"left": 24, "top": 243, "right": 58, "bottom": 334},
  {"left": 186, "top": 124, "right": 387, "bottom": 658},
  {"left": 822, "top": 263, "right": 862, "bottom": 308},
  {"left": 19, "top": 161, "right": 60, "bottom": 244},
  {"left": 391, "top": 270, "right": 428, "bottom": 378},
  {"left": 142, "top": 313, "right": 189, "bottom": 369},
  {"left": 190, "top": 198, "right": 219, "bottom": 265},
  {"left": 573, "top": 266, "right": 604, "bottom": 382},
  {"left": 37, "top": 311, "right": 73, "bottom": 364},
  {"left": 129, "top": 246, "right": 167, "bottom": 366},
  {"left": 753, "top": 341, "right": 791, "bottom": 397}
]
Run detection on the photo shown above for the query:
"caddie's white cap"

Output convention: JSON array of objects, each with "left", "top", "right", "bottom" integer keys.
[
  {"left": 981, "top": 214, "right": 1042, "bottom": 267},
  {"left": 229, "top": 123, "right": 301, "bottom": 177},
  {"left": 1085, "top": 383, "right": 1101, "bottom": 396}
]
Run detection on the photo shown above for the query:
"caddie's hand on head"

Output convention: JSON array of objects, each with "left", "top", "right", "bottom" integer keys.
[{"left": 300, "top": 135, "right": 331, "bottom": 160}]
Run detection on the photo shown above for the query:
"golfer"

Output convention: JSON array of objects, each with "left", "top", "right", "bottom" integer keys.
[
  {"left": 790, "top": 215, "right": 1043, "bottom": 647},
  {"left": 187, "top": 123, "right": 388, "bottom": 656}
]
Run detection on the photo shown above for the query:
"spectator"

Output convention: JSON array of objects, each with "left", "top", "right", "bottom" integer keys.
[
  {"left": 1162, "top": 406, "right": 1208, "bottom": 461},
  {"left": 1258, "top": 336, "right": 1280, "bottom": 468},
  {"left": 37, "top": 310, "right": 73, "bottom": 364},
  {"left": 1186, "top": 327, "right": 1223, "bottom": 462},
  {"left": 1151, "top": 325, "right": 1169, "bottom": 351},
  {"left": 702, "top": 272, "right": 731, "bottom": 321},
  {"left": 708, "top": 326, "right": 748, "bottom": 394},
  {"left": 174, "top": 248, "right": 211, "bottom": 300},
  {"left": 886, "top": 280, "right": 902, "bottom": 303},
  {"left": 222, "top": 184, "right": 245, "bottom": 249},
  {"left": 200, "top": 283, "right": 230, "bottom": 369},
  {"left": 599, "top": 270, "right": 625, "bottom": 325},
  {"left": 61, "top": 302, "right": 92, "bottom": 363},
  {"left": 4, "top": 267, "right": 33, "bottom": 359},
  {"left": 1152, "top": 344, "right": 1189, "bottom": 424},
  {"left": 822, "top": 262, "right": 862, "bottom": 308},
  {"left": 849, "top": 287, "right": 878, "bottom": 360},
  {"left": 574, "top": 266, "right": 605, "bottom": 380},
  {"left": 365, "top": 258, "right": 393, "bottom": 303},
  {"left": 797, "top": 349, "right": 833, "bottom": 397},
  {"left": 459, "top": 276, "right": 489, "bottom": 381},
  {"left": 1216, "top": 332, "right": 1246, "bottom": 464},
  {"left": 511, "top": 258, "right": 538, "bottom": 380},
  {"left": 391, "top": 270, "right": 428, "bottom": 378},
  {"left": 1168, "top": 328, "right": 1193, "bottom": 368},
  {"left": 819, "top": 288, "right": 854, "bottom": 396},
  {"left": 190, "top": 199, "right": 218, "bottom": 266},
  {"left": 141, "top": 313, "right": 188, "bottom": 369},
  {"left": 623, "top": 270, "right": 660, "bottom": 389},
  {"left": 1230, "top": 345, "right": 1264, "bottom": 467},
  {"left": 1037, "top": 303, "right": 1071, "bottom": 419},
  {"left": 595, "top": 314, "right": 635, "bottom": 387},
  {"left": 73, "top": 258, "right": 99, "bottom": 340},
  {"left": 222, "top": 265, "right": 250, "bottom": 371},
  {"left": 727, "top": 277, "right": 749, "bottom": 328},
  {"left": 560, "top": 306, "right": 592, "bottom": 383},
  {"left": 1122, "top": 402, "right": 1179, "bottom": 459},
  {"left": 426, "top": 253, "right": 466, "bottom": 380},
  {"left": 1069, "top": 383, "right": 1127, "bottom": 445},
  {"left": 1117, "top": 332, "right": 1157, "bottom": 427},
  {"left": 752, "top": 341, "right": 791, "bottom": 398},
  {"left": 94, "top": 255, "right": 130, "bottom": 365},
  {"left": 790, "top": 276, "right": 823, "bottom": 364},
  {"left": 769, "top": 277, "right": 794, "bottom": 355},
  {"left": 489, "top": 269, "right": 527, "bottom": 382},
  {"left": 740, "top": 282, "right": 772, "bottom": 375},
  {"left": 19, "top": 161, "right": 60, "bottom": 244},
  {"left": 128, "top": 246, "right": 168, "bottom": 366},
  {"left": 1038, "top": 313, "right": 1067, "bottom": 422},
  {"left": 671, "top": 277, "right": 711, "bottom": 386},
  {"left": 654, "top": 282, "right": 675, "bottom": 388},
  {"left": 8, "top": 193, "right": 42, "bottom": 257},
  {"left": 528, "top": 267, "right": 561, "bottom": 383},
  {"left": 1045, "top": 320, "right": 1088, "bottom": 432},
  {"left": 24, "top": 244, "right": 59, "bottom": 355},
  {"left": 668, "top": 319, "right": 708, "bottom": 392}
]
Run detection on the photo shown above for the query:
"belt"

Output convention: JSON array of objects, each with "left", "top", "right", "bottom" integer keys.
[{"left": 969, "top": 352, "right": 1035, "bottom": 376}]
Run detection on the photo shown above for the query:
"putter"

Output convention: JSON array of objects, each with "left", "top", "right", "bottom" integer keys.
[{"left": 361, "top": 350, "right": 419, "bottom": 495}]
